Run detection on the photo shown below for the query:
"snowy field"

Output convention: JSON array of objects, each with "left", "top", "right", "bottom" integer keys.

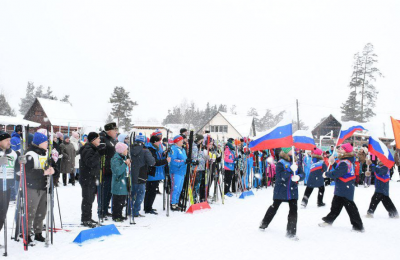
[{"left": 4, "top": 181, "right": 400, "bottom": 260}]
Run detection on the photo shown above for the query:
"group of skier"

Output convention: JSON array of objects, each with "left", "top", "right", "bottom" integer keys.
[{"left": 1, "top": 121, "right": 399, "bottom": 254}]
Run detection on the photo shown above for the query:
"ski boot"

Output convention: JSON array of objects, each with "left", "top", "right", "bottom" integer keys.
[{"left": 34, "top": 233, "right": 45, "bottom": 242}]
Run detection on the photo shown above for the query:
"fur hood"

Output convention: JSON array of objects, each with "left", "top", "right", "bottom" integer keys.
[
  {"left": 279, "top": 151, "right": 292, "bottom": 162},
  {"left": 338, "top": 152, "right": 355, "bottom": 160}
]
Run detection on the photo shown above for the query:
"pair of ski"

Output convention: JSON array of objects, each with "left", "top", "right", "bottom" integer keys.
[{"left": 10, "top": 125, "right": 30, "bottom": 253}]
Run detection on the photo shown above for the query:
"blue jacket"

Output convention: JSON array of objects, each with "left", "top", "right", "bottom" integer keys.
[
  {"left": 273, "top": 153, "right": 305, "bottom": 200},
  {"left": 147, "top": 144, "right": 168, "bottom": 181},
  {"left": 307, "top": 156, "right": 327, "bottom": 188},
  {"left": 111, "top": 153, "right": 128, "bottom": 195},
  {"left": 11, "top": 131, "right": 21, "bottom": 151},
  {"left": 169, "top": 144, "right": 187, "bottom": 175},
  {"left": 371, "top": 163, "right": 390, "bottom": 196},
  {"left": 325, "top": 153, "right": 356, "bottom": 201}
]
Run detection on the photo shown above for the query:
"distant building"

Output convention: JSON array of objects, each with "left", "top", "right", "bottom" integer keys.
[
  {"left": 196, "top": 112, "right": 256, "bottom": 141},
  {"left": 24, "top": 98, "right": 81, "bottom": 133},
  {"left": 131, "top": 125, "right": 172, "bottom": 138}
]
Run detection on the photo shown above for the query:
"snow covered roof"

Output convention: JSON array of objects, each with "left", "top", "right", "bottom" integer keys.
[
  {"left": 0, "top": 115, "right": 41, "bottom": 127},
  {"left": 219, "top": 112, "right": 255, "bottom": 137},
  {"left": 37, "top": 98, "right": 81, "bottom": 127}
]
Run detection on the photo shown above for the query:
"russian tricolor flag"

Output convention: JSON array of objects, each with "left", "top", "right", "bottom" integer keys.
[
  {"left": 337, "top": 121, "right": 367, "bottom": 145},
  {"left": 249, "top": 116, "right": 293, "bottom": 151},
  {"left": 293, "top": 130, "right": 316, "bottom": 150},
  {"left": 368, "top": 136, "right": 395, "bottom": 168}
]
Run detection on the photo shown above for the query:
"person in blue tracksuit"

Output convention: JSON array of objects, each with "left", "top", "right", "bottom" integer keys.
[
  {"left": 320, "top": 143, "right": 364, "bottom": 232},
  {"left": 169, "top": 135, "right": 188, "bottom": 211},
  {"left": 144, "top": 135, "right": 170, "bottom": 214},
  {"left": 259, "top": 147, "right": 305, "bottom": 240},
  {"left": 301, "top": 148, "right": 327, "bottom": 208},
  {"left": 366, "top": 159, "right": 399, "bottom": 218}
]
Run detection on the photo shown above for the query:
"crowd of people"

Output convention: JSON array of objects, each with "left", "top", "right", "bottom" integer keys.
[{"left": 1, "top": 122, "right": 400, "bottom": 247}]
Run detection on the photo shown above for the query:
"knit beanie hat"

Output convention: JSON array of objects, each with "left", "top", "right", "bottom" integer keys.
[
  {"left": 341, "top": 143, "right": 353, "bottom": 153},
  {"left": 117, "top": 133, "right": 128, "bottom": 143},
  {"left": 173, "top": 135, "right": 183, "bottom": 143},
  {"left": 0, "top": 131, "right": 11, "bottom": 141},
  {"left": 33, "top": 132, "right": 48, "bottom": 145},
  {"left": 180, "top": 128, "right": 187, "bottom": 134},
  {"left": 88, "top": 132, "right": 99, "bottom": 143},
  {"left": 56, "top": 132, "right": 63, "bottom": 139},
  {"left": 115, "top": 142, "right": 128, "bottom": 154},
  {"left": 37, "top": 128, "right": 47, "bottom": 136},
  {"left": 64, "top": 135, "right": 70, "bottom": 141},
  {"left": 135, "top": 133, "right": 146, "bottom": 143},
  {"left": 312, "top": 148, "right": 323, "bottom": 156},
  {"left": 150, "top": 135, "right": 160, "bottom": 144},
  {"left": 281, "top": 147, "right": 292, "bottom": 154},
  {"left": 195, "top": 134, "right": 204, "bottom": 143},
  {"left": 15, "top": 125, "right": 22, "bottom": 133},
  {"left": 71, "top": 131, "right": 79, "bottom": 139},
  {"left": 226, "top": 141, "right": 234, "bottom": 150}
]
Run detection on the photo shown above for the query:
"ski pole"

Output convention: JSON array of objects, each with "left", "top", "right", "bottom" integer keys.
[
  {"left": 1, "top": 154, "right": 8, "bottom": 257},
  {"left": 55, "top": 186, "right": 62, "bottom": 228}
]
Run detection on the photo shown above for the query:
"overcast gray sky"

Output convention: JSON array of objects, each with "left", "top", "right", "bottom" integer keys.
[{"left": 1, "top": 0, "right": 399, "bottom": 134}]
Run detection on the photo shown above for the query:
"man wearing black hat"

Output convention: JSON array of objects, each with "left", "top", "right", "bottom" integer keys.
[
  {"left": 79, "top": 132, "right": 102, "bottom": 227},
  {"left": 98, "top": 123, "right": 118, "bottom": 218},
  {"left": 0, "top": 131, "right": 20, "bottom": 234}
]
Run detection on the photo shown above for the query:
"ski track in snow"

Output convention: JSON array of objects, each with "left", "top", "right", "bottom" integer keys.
[{"left": 3, "top": 182, "right": 400, "bottom": 260}]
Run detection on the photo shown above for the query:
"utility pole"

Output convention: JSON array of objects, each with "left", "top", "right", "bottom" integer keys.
[{"left": 296, "top": 99, "right": 300, "bottom": 130}]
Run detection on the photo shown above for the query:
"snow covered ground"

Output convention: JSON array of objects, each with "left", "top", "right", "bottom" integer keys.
[{"left": 3, "top": 181, "right": 400, "bottom": 260}]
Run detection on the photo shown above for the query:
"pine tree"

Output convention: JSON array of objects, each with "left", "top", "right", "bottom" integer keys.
[
  {"left": 42, "top": 86, "right": 57, "bottom": 100},
  {"left": 0, "top": 93, "right": 16, "bottom": 116},
  {"left": 218, "top": 104, "right": 227, "bottom": 112},
  {"left": 19, "top": 82, "right": 61, "bottom": 115},
  {"left": 19, "top": 82, "right": 36, "bottom": 115},
  {"left": 105, "top": 113, "right": 114, "bottom": 124},
  {"left": 229, "top": 105, "right": 237, "bottom": 115},
  {"left": 359, "top": 43, "right": 382, "bottom": 121},
  {"left": 247, "top": 107, "right": 260, "bottom": 131},
  {"left": 292, "top": 120, "right": 308, "bottom": 132},
  {"left": 109, "top": 86, "right": 138, "bottom": 131},
  {"left": 341, "top": 90, "right": 361, "bottom": 122},
  {"left": 341, "top": 43, "right": 382, "bottom": 122},
  {"left": 257, "top": 109, "right": 286, "bottom": 132},
  {"left": 60, "top": 95, "right": 71, "bottom": 104}
]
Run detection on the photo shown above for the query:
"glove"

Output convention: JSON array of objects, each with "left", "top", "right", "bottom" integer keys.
[
  {"left": 291, "top": 175, "right": 300, "bottom": 182},
  {"left": 322, "top": 172, "right": 327, "bottom": 178},
  {"left": 290, "top": 164, "right": 298, "bottom": 172},
  {"left": 193, "top": 160, "right": 199, "bottom": 166}
]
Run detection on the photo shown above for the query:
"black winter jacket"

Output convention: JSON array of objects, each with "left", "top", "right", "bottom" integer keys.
[
  {"left": 99, "top": 131, "right": 117, "bottom": 176},
  {"left": 79, "top": 142, "right": 101, "bottom": 186},
  {"left": 25, "top": 144, "right": 48, "bottom": 190}
]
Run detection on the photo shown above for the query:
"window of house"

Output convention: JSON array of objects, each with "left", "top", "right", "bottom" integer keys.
[{"left": 210, "top": 125, "right": 228, "bottom": 133}]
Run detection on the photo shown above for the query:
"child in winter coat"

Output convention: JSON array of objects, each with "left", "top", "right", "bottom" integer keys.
[
  {"left": 111, "top": 142, "right": 131, "bottom": 222},
  {"left": 320, "top": 143, "right": 364, "bottom": 232},
  {"left": 366, "top": 159, "right": 399, "bottom": 218},
  {"left": 301, "top": 148, "right": 327, "bottom": 208},
  {"left": 259, "top": 147, "right": 305, "bottom": 240}
]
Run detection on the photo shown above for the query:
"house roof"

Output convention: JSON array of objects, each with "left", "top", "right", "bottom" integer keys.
[
  {"left": 312, "top": 114, "right": 341, "bottom": 132},
  {"left": 36, "top": 98, "right": 81, "bottom": 127},
  {"left": 219, "top": 112, "right": 255, "bottom": 137},
  {"left": 0, "top": 115, "right": 41, "bottom": 127}
]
